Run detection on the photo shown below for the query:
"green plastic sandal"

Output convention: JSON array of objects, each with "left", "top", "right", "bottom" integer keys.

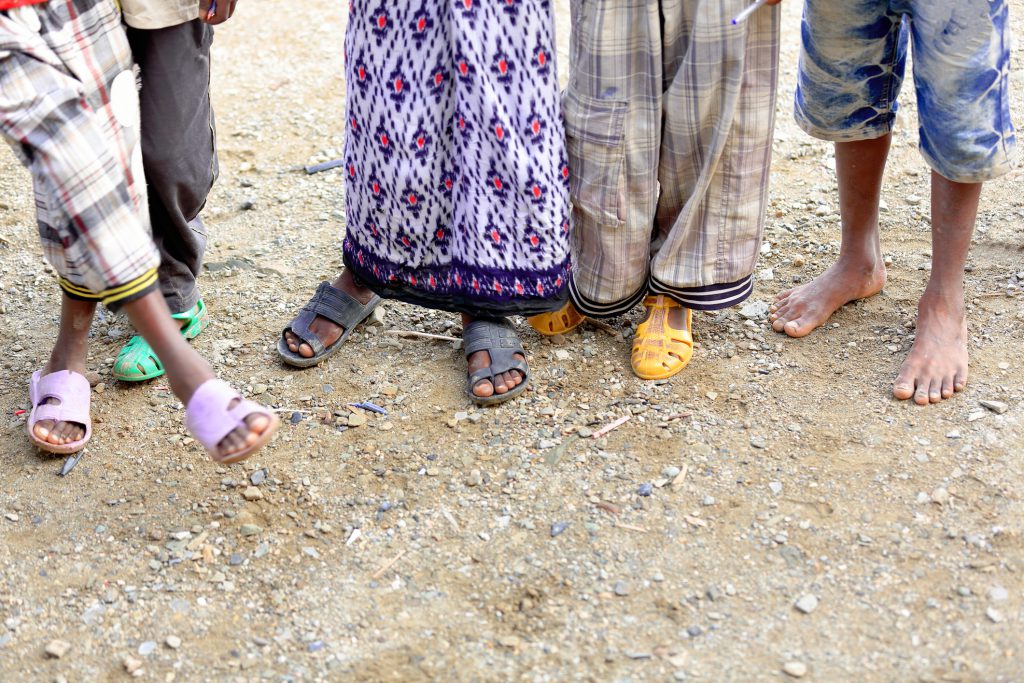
[{"left": 112, "top": 299, "right": 209, "bottom": 382}]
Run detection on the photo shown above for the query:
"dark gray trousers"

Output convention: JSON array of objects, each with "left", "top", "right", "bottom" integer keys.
[{"left": 127, "top": 19, "right": 217, "bottom": 313}]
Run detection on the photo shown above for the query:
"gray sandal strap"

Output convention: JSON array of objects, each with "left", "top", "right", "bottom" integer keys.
[
  {"left": 463, "top": 319, "right": 530, "bottom": 404},
  {"left": 280, "top": 281, "right": 380, "bottom": 365},
  {"left": 464, "top": 318, "right": 524, "bottom": 359},
  {"left": 285, "top": 309, "right": 325, "bottom": 356}
]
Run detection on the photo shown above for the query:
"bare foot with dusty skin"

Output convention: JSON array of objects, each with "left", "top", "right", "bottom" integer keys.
[
  {"left": 769, "top": 255, "right": 887, "bottom": 337},
  {"left": 892, "top": 285, "right": 969, "bottom": 405}
]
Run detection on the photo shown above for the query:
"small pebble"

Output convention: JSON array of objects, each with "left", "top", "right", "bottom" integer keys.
[
  {"left": 637, "top": 483, "right": 654, "bottom": 497},
  {"left": 550, "top": 521, "right": 569, "bottom": 537},
  {"left": 165, "top": 636, "right": 181, "bottom": 650},
  {"left": 979, "top": 399, "right": 1008, "bottom": 415},
  {"left": 45, "top": 639, "right": 71, "bottom": 659},
  {"left": 613, "top": 580, "right": 630, "bottom": 597},
  {"left": 138, "top": 641, "right": 157, "bottom": 656},
  {"left": 794, "top": 594, "right": 819, "bottom": 614},
  {"left": 783, "top": 661, "right": 808, "bottom": 678},
  {"left": 123, "top": 655, "right": 143, "bottom": 674}
]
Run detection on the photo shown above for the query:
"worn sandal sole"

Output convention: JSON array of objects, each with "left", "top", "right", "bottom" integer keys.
[{"left": 465, "top": 378, "right": 529, "bottom": 406}]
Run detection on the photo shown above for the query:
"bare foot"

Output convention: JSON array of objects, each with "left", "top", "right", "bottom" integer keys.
[
  {"left": 892, "top": 286, "right": 968, "bottom": 405},
  {"left": 215, "top": 399, "right": 273, "bottom": 460},
  {"left": 283, "top": 271, "right": 375, "bottom": 358},
  {"left": 770, "top": 256, "right": 886, "bottom": 337}
]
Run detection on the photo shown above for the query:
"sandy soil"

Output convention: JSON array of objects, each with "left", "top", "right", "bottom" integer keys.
[{"left": 1, "top": 1, "right": 1023, "bottom": 681}]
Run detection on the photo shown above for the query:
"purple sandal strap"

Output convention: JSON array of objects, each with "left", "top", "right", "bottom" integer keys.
[
  {"left": 185, "top": 379, "right": 273, "bottom": 454},
  {"left": 30, "top": 370, "right": 92, "bottom": 427}
]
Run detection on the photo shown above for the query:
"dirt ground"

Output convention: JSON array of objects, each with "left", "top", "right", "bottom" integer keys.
[{"left": 1, "top": 1, "right": 1023, "bottom": 681}]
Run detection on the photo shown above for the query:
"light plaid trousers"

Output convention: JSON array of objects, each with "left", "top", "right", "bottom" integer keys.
[
  {"left": 0, "top": 0, "right": 160, "bottom": 307},
  {"left": 566, "top": 0, "right": 780, "bottom": 315}
]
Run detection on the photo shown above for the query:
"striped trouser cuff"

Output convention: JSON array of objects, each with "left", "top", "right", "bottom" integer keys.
[
  {"left": 569, "top": 277, "right": 648, "bottom": 319},
  {"left": 649, "top": 274, "right": 754, "bottom": 311},
  {"left": 571, "top": 272, "right": 755, "bottom": 317},
  {"left": 60, "top": 268, "right": 159, "bottom": 307}
]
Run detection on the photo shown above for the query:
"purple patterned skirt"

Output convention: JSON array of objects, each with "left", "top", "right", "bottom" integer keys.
[{"left": 341, "top": 0, "right": 571, "bottom": 316}]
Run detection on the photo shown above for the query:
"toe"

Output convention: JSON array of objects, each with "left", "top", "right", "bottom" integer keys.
[
  {"left": 941, "top": 376, "right": 954, "bottom": 399},
  {"left": 33, "top": 420, "right": 51, "bottom": 442},
  {"left": 220, "top": 430, "right": 246, "bottom": 458},
  {"left": 298, "top": 342, "right": 315, "bottom": 358},
  {"left": 773, "top": 289, "right": 793, "bottom": 306},
  {"left": 954, "top": 370, "right": 968, "bottom": 392},
  {"left": 245, "top": 413, "right": 271, "bottom": 437},
  {"left": 493, "top": 373, "right": 509, "bottom": 395},
  {"left": 783, "top": 319, "right": 810, "bottom": 338},
  {"left": 913, "top": 382, "right": 930, "bottom": 405},
  {"left": 892, "top": 374, "right": 915, "bottom": 400},
  {"left": 473, "top": 379, "right": 495, "bottom": 398},
  {"left": 929, "top": 379, "right": 943, "bottom": 403}
]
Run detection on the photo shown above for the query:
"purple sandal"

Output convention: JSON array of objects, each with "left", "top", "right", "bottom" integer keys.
[
  {"left": 27, "top": 370, "right": 92, "bottom": 455},
  {"left": 185, "top": 379, "right": 279, "bottom": 464}
]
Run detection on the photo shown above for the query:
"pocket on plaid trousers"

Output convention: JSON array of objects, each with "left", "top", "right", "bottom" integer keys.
[{"left": 563, "top": 88, "right": 628, "bottom": 227}]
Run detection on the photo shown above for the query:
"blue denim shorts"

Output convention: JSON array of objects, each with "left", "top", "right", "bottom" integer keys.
[{"left": 795, "top": 0, "right": 1017, "bottom": 183}]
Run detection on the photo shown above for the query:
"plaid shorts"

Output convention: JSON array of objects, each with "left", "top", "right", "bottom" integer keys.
[
  {"left": 795, "top": 0, "right": 1017, "bottom": 183},
  {"left": 0, "top": 0, "right": 160, "bottom": 306}
]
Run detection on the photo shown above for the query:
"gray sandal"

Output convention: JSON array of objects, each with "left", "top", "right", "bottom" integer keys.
[
  {"left": 278, "top": 281, "right": 380, "bottom": 368},
  {"left": 463, "top": 318, "right": 530, "bottom": 406}
]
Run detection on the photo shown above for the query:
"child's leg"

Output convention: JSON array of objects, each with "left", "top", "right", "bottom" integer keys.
[
  {"left": 771, "top": 0, "right": 905, "bottom": 338},
  {"left": 770, "top": 135, "right": 890, "bottom": 336},
  {"left": 121, "top": 290, "right": 271, "bottom": 456},
  {"left": 32, "top": 295, "right": 97, "bottom": 447},
  {"left": 4, "top": 1, "right": 276, "bottom": 459},
  {"left": 892, "top": 175, "right": 979, "bottom": 404},
  {"left": 126, "top": 20, "right": 216, "bottom": 316},
  {"left": 890, "top": 0, "right": 1014, "bottom": 404}
]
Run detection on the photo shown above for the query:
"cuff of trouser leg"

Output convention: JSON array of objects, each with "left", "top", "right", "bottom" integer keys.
[
  {"left": 59, "top": 268, "right": 160, "bottom": 310},
  {"left": 569, "top": 277, "right": 648, "bottom": 319},
  {"left": 919, "top": 147, "right": 1018, "bottom": 184},
  {"left": 794, "top": 108, "right": 895, "bottom": 144},
  {"left": 160, "top": 286, "right": 201, "bottom": 316},
  {"left": 649, "top": 274, "right": 754, "bottom": 311}
]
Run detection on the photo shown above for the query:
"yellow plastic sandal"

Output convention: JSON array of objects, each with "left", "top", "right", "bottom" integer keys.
[
  {"left": 631, "top": 296, "right": 694, "bottom": 380},
  {"left": 528, "top": 302, "right": 585, "bottom": 336}
]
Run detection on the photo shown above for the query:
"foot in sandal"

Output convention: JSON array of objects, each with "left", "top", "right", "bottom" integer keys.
[
  {"left": 118, "top": 292, "right": 279, "bottom": 462},
  {"left": 279, "top": 270, "right": 380, "bottom": 367},
  {"left": 463, "top": 315, "right": 530, "bottom": 405},
  {"left": 631, "top": 295, "right": 694, "bottom": 380}
]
